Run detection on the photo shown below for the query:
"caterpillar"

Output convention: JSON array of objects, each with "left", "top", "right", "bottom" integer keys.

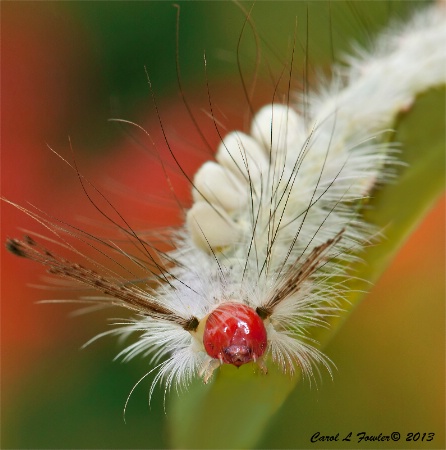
[{"left": 2, "top": 0, "right": 445, "bottom": 443}]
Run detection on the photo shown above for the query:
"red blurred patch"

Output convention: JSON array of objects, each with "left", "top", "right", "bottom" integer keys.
[{"left": 1, "top": 3, "right": 102, "bottom": 378}]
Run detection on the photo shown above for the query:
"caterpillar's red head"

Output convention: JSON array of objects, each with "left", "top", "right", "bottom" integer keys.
[{"left": 203, "top": 303, "right": 267, "bottom": 367}]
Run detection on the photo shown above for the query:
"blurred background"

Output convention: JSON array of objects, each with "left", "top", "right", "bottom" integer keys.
[{"left": 2, "top": 1, "right": 444, "bottom": 448}]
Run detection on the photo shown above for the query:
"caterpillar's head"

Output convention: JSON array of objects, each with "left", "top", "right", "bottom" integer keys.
[{"left": 202, "top": 303, "right": 267, "bottom": 367}]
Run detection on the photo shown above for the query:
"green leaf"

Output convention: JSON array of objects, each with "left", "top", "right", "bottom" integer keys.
[{"left": 168, "top": 87, "right": 445, "bottom": 449}]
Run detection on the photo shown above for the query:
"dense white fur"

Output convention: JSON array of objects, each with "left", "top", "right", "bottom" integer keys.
[{"left": 109, "top": 3, "right": 446, "bottom": 393}]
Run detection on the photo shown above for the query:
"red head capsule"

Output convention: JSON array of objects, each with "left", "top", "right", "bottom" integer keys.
[{"left": 203, "top": 303, "right": 267, "bottom": 367}]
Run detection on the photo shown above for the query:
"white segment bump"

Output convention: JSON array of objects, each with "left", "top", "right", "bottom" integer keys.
[
  {"left": 192, "top": 161, "right": 247, "bottom": 212},
  {"left": 186, "top": 202, "right": 241, "bottom": 252},
  {"left": 251, "top": 103, "right": 305, "bottom": 157},
  {"left": 215, "top": 131, "right": 269, "bottom": 185}
]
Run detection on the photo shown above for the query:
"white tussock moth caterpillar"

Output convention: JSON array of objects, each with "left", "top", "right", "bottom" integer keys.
[{"left": 2, "top": 1, "right": 445, "bottom": 448}]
